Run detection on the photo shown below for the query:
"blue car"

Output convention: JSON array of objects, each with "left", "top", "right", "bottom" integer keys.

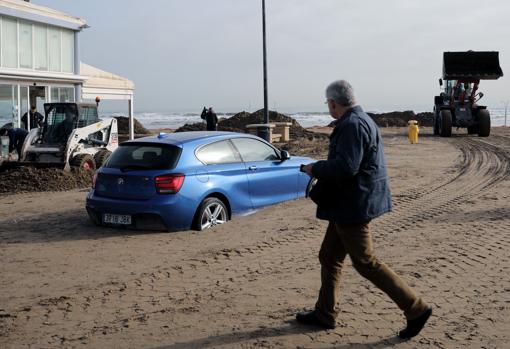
[{"left": 86, "top": 131, "right": 314, "bottom": 231}]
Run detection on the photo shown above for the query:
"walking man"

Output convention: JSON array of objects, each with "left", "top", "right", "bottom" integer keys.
[{"left": 298, "top": 80, "right": 432, "bottom": 339}]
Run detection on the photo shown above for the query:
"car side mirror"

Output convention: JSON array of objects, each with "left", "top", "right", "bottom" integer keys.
[
  {"left": 280, "top": 150, "right": 290, "bottom": 161},
  {"left": 439, "top": 78, "right": 443, "bottom": 87}
]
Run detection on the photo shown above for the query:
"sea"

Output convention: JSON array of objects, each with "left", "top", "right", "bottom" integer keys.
[
  {"left": 105, "top": 108, "right": 509, "bottom": 130},
  {"left": 1, "top": 108, "right": 508, "bottom": 130}
]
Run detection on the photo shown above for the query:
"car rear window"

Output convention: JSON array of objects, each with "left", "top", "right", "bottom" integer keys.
[{"left": 105, "top": 142, "right": 181, "bottom": 171}]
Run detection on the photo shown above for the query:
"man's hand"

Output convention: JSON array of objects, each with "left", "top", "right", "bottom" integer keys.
[
  {"left": 301, "top": 163, "right": 314, "bottom": 177},
  {"left": 7, "top": 153, "right": 13, "bottom": 161}
]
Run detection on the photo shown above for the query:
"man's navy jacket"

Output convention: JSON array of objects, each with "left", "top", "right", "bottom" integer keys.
[
  {"left": 311, "top": 106, "right": 392, "bottom": 224},
  {"left": 7, "top": 128, "right": 29, "bottom": 153}
]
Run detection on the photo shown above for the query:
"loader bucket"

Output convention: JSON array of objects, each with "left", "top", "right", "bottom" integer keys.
[{"left": 443, "top": 51, "right": 503, "bottom": 80}]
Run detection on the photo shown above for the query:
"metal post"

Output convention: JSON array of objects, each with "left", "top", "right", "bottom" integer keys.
[
  {"left": 260, "top": 0, "right": 270, "bottom": 142},
  {"left": 74, "top": 30, "right": 82, "bottom": 102},
  {"left": 129, "top": 97, "right": 134, "bottom": 140},
  {"left": 503, "top": 100, "right": 509, "bottom": 127}
]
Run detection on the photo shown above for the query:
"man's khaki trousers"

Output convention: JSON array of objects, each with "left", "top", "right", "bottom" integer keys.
[{"left": 315, "top": 221, "right": 428, "bottom": 326}]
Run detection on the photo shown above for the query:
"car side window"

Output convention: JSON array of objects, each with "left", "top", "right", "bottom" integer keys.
[
  {"left": 231, "top": 138, "right": 279, "bottom": 162},
  {"left": 196, "top": 140, "right": 239, "bottom": 164}
]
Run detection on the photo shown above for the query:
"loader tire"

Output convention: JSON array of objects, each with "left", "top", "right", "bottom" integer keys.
[
  {"left": 94, "top": 150, "right": 112, "bottom": 168},
  {"left": 477, "top": 109, "right": 491, "bottom": 137},
  {"left": 71, "top": 154, "right": 96, "bottom": 172},
  {"left": 433, "top": 106, "right": 440, "bottom": 135},
  {"left": 439, "top": 109, "right": 452, "bottom": 137}
]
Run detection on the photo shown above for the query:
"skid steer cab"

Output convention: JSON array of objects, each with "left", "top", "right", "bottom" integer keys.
[
  {"left": 433, "top": 51, "right": 503, "bottom": 137},
  {"left": 20, "top": 103, "right": 118, "bottom": 171}
]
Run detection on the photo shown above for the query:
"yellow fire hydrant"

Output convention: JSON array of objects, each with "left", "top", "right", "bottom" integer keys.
[{"left": 408, "top": 120, "right": 419, "bottom": 144}]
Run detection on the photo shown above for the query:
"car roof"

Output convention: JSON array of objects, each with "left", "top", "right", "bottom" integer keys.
[{"left": 123, "top": 131, "right": 259, "bottom": 146}]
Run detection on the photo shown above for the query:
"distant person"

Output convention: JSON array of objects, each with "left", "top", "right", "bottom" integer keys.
[
  {"left": 0, "top": 127, "right": 28, "bottom": 160},
  {"left": 298, "top": 80, "right": 432, "bottom": 339},
  {"left": 205, "top": 107, "right": 218, "bottom": 131},
  {"left": 21, "top": 106, "right": 44, "bottom": 130},
  {"left": 200, "top": 106, "right": 207, "bottom": 121}
]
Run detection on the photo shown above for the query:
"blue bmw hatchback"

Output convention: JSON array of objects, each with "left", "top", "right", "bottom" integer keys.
[{"left": 86, "top": 131, "right": 314, "bottom": 231}]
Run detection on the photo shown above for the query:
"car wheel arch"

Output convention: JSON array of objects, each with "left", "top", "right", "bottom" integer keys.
[{"left": 193, "top": 192, "right": 232, "bottom": 222}]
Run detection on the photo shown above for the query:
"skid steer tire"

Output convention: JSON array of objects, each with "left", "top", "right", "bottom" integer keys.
[
  {"left": 477, "top": 109, "right": 491, "bottom": 137},
  {"left": 71, "top": 154, "right": 96, "bottom": 172},
  {"left": 439, "top": 110, "right": 452, "bottom": 137},
  {"left": 94, "top": 150, "right": 112, "bottom": 169}
]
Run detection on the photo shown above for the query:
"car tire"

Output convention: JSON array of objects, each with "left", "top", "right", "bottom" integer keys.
[
  {"left": 70, "top": 154, "right": 96, "bottom": 171},
  {"left": 194, "top": 197, "right": 228, "bottom": 231}
]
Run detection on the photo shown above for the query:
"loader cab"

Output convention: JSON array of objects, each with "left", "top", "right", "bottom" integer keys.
[{"left": 42, "top": 103, "right": 99, "bottom": 144}]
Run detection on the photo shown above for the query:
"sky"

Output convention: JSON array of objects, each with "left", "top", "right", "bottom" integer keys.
[{"left": 37, "top": 0, "right": 510, "bottom": 113}]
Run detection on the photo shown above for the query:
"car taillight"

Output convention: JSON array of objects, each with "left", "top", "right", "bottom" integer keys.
[
  {"left": 155, "top": 174, "right": 185, "bottom": 194},
  {"left": 92, "top": 172, "right": 98, "bottom": 189}
]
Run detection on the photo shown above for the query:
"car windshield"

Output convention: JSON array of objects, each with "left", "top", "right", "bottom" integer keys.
[{"left": 105, "top": 142, "right": 181, "bottom": 171}]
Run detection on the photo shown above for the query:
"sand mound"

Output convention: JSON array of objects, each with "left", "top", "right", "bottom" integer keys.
[
  {"left": 0, "top": 166, "right": 92, "bottom": 194},
  {"left": 114, "top": 116, "right": 151, "bottom": 135},
  {"left": 368, "top": 111, "right": 434, "bottom": 127},
  {"left": 327, "top": 111, "right": 434, "bottom": 127},
  {"left": 175, "top": 109, "right": 327, "bottom": 140}
]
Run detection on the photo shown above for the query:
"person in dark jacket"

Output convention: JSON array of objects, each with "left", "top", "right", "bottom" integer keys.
[
  {"left": 205, "top": 107, "right": 218, "bottom": 131},
  {"left": 298, "top": 80, "right": 432, "bottom": 339},
  {"left": 0, "top": 127, "right": 28, "bottom": 160},
  {"left": 21, "top": 106, "right": 44, "bottom": 130}
]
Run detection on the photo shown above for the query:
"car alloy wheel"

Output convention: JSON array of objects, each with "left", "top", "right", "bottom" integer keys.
[{"left": 199, "top": 198, "right": 228, "bottom": 230}]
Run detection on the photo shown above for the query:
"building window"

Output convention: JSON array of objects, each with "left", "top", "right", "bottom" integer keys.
[
  {"left": 0, "top": 17, "right": 76, "bottom": 73},
  {"left": 19, "top": 21, "right": 33, "bottom": 69},
  {"left": 51, "top": 87, "right": 75, "bottom": 102},
  {"left": 34, "top": 24, "right": 48, "bottom": 70},
  {"left": 0, "top": 84, "right": 19, "bottom": 127},
  {"left": 48, "top": 27, "right": 61, "bottom": 72},
  {"left": 1, "top": 17, "right": 18, "bottom": 68},
  {"left": 62, "top": 30, "right": 74, "bottom": 73}
]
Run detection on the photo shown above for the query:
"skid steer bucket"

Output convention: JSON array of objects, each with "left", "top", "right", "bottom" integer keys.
[{"left": 443, "top": 51, "right": 503, "bottom": 80}]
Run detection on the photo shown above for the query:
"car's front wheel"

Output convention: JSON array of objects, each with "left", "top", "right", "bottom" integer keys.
[{"left": 194, "top": 197, "right": 228, "bottom": 231}]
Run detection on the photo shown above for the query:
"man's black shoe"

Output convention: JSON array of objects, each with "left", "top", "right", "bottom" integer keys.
[
  {"left": 296, "top": 310, "right": 335, "bottom": 329},
  {"left": 398, "top": 306, "right": 432, "bottom": 339}
]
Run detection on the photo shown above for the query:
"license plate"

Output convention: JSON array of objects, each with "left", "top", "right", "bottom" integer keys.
[{"left": 103, "top": 213, "right": 132, "bottom": 225}]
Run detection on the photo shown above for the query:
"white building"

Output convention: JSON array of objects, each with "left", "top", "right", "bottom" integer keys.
[{"left": 0, "top": 0, "right": 135, "bottom": 138}]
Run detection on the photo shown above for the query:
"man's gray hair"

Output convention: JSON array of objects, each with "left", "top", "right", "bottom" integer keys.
[{"left": 326, "top": 80, "right": 356, "bottom": 107}]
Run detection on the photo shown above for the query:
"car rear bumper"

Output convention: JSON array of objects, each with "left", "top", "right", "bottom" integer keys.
[{"left": 86, "top": 190, "right": 196, "bottom": 231}]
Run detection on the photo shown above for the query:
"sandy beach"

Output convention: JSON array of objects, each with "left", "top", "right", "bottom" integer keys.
[{"left": 1, "top": 126, "right": 509, "bottom": 348}]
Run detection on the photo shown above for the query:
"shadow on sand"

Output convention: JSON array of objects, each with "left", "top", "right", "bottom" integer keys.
[{"left": 150, "top": 320, "right": 403, "bottom": 349}]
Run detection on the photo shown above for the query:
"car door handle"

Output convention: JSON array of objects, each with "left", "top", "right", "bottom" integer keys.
[{"left": 248, "top": 166, "right": 257, "bottom": 171}]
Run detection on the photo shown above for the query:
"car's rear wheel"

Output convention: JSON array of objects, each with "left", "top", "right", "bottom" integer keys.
[{"left": 194, "top": 197, "right": 228, "bottom": 231}]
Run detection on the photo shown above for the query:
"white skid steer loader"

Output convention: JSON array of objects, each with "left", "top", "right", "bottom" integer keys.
[{"left": 19, "top": 102, "right": 118, "bottom": 171}]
